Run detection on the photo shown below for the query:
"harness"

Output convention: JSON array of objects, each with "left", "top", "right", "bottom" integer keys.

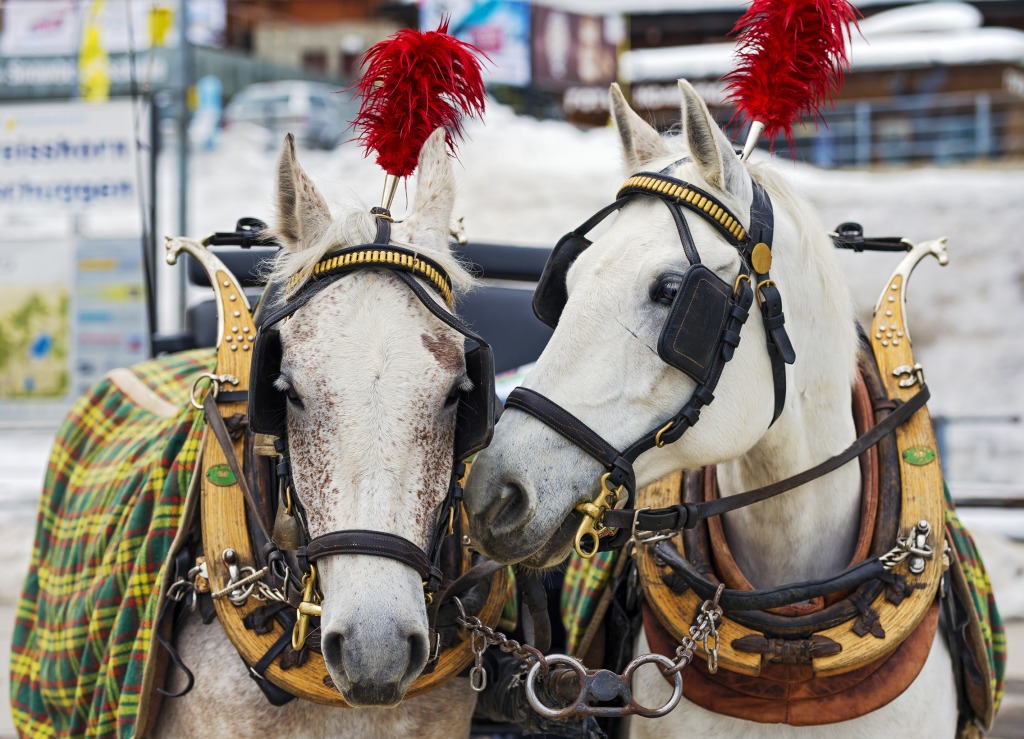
[
  {"left": 507, "top": 160, "right": 796, "bottom": 556},
  {"left": 162, "top": 214, "right": 509, "bottom": 707},
  {"left": 249, "top": 210, "right": 495, "bottom": 603}
]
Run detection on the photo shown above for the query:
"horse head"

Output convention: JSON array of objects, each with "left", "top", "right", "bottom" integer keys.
[
  {"left": 465, "top": 81, "right": 859, "bottom": 572},
  {"left": 266, "top": 129, "right": 475, "bottom": 706}
]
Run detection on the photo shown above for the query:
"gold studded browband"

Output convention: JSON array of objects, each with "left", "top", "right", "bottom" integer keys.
[
  {"left": 617, "top": 174, "right": 749, "bottom": 245},
  {"left": 286, "top": 245, "right": 454, "bottom": 307}
]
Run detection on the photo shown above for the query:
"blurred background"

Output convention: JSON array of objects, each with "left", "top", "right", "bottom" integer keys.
[{"left": 0, "top": 0, "right": 1022, "bottom": 736}]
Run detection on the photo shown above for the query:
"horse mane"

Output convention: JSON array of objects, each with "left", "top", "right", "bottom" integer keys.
[
  {"left": 746, "top": 160, "right": 860, "bottom": 385},
  {"left": 265, "top": 204, "right": 475, "bottom": 305}
]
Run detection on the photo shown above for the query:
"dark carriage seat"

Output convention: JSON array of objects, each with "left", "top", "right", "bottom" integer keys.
[{"left": 163, "top": 226, "right": 554, "bottom": 375}]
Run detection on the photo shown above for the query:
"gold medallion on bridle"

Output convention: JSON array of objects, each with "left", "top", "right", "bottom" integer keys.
[{"left": 751, "top": 242, "right": 773, "bottom": 274}]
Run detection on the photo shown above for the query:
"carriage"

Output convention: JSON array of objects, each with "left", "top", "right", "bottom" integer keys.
[{"left": 8, "top": 8, "right": 1007, "bottom": 739}]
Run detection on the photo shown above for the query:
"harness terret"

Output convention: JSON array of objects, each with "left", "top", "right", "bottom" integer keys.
[{"left": 506, "top": 161, "right": 795, "bottom": 556}]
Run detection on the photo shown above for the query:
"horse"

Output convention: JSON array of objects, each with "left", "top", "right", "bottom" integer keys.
[
  {"left": 462, "top": 81, "right": 962, "bottom": 737},
  {"left": 10, "top": 127, "right": 487, "bottom": 738}
]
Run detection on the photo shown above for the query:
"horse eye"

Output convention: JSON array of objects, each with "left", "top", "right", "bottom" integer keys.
[
  {"left": 651, "top": 275, "right": 683, "bottom": 305},
  {"left": 444, "top": 374, "right": 471, "bottom": 408},
  {"left": 275, "top": 377, "right": 305, "bottom": 409}
]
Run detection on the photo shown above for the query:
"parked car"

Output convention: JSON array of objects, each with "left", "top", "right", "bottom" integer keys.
[{"left": 223, "top": 81, "right": 355, "bottom": 150}]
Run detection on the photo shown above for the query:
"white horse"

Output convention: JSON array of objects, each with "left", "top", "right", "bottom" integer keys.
[
  {"left": 157, "top": 129, "right": 481, "bottom": 738},
  {"left": 463, "top": 81, "right": 958, "bottom": 737}
]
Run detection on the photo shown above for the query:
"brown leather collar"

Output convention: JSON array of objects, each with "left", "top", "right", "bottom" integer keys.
[
  {"left": 642, "top": 599, "right": 940, "bottom": 726},
  {"left": 702, "top": 366, "right": 880, "bottom": 617}
]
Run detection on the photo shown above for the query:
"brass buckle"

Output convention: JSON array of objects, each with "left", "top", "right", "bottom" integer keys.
[
  {"left": 732, "top": 273, "right": 751, "bottom": 297},
  {"left": 573, "top": 473, "right": 624, "bottom": 559},
  {"left": 292, "top": 564, "right": 322, "bottom": 650},
  {"left": 655, "top": 420, "right": 675, "bottom": 448},
  {"left": 755, "top": 279, "right": 776, "bottom": 308}
]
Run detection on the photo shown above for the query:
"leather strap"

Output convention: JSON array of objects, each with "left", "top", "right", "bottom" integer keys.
[
  {"left": 305, "top": 529, "right": 437, "bottom": 585},
  {"left": 603, "top": 383, "right": 930, "bottom": 532},
  {"left": 652, "top": 537, "right": 892, "bottom": 612},
  {"left": 204, "top": 394, "right": 273, "bottom": 546}
]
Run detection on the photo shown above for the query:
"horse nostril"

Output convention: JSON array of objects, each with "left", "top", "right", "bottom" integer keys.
[
  {"left": 487, "top": 481, "right": 526, "bottom": 529},
  {"left": 404, "top": 632, "right": 429, "bottom": 683},
  {"left": 321, "top": 630, "right": 345, "bottom": 675}
]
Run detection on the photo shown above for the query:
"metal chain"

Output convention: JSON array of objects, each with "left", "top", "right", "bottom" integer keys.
[
  {"left": 664, "top": 583, "right": 724, "bottom": 676},
  {"left": 454, "top": 597, "right": 550, "bottom": 693}
]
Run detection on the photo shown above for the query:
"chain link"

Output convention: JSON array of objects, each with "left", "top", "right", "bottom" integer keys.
[
  {"left": 454, "top": 597, "right": 549, "bottom": 693},
  {"left": 664, "top": 583, "right": 724, "bottom": 676}
]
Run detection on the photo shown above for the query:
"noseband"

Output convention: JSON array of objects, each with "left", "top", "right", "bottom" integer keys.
[
  {"left": 506, "top": 161, "right": 796, "bottom": 556},
  {"left": 249, "top": 209, "right": 494, "bottom": 601}
]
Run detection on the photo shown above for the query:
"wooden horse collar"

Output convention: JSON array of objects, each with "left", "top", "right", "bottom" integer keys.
[{"left": 164, "top": 235, "right": 508, "bottom": 707}]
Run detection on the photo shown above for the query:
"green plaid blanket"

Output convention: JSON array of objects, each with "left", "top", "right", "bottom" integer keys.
[
  {"left": 10, "top": 349, "right": 215, "bottom": 738},
  {"left": 562, "top": 481, "right": 1006, "bottom": 726}
]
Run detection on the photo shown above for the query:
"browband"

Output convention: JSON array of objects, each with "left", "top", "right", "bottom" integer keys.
[
  {"left": 617, "top": 173, "right": 749, "bottom": 246},
  {"left": 285, "top": 244, "right": 455, "bottom": 307}
]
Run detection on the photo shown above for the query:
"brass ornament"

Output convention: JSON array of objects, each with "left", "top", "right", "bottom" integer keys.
[{"left": 751, "top": 242, "right": 773, "bottom": 274}]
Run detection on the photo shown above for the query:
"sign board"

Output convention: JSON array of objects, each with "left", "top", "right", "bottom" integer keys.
[
  {"left": 0, "top": 0, "right": 226, "bottom": 56},
  {"left": 531, "top": 7, "right": 617, "bottom": 91},
  {"left": 0, "top": 100, "right": 151, "bottom": 424},
  {"left": 0, "top": 100, "right": 143, "bottom": 214},
  {"left": 420, "top": 0, "right": 532, "bottom": 87}
]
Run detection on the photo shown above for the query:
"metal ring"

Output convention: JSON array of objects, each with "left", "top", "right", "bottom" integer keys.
[
  {"left": 622, "top": 653, "right": 684, "bottom": 718},
  {"left": 525, "top": 655, "right": 589, "bottom": 720},
  {"left": 189, "top": 373, "right": 240, "bottom": 410}
]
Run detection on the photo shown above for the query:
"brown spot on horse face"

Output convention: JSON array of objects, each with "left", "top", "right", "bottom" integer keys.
[{"left": 421, "top": 332, "right": 464, "bottom": 375}]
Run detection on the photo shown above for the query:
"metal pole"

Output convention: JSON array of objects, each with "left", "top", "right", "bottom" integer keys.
[{"left": 176, "top": 0, "right": 191, "bottom": 327}]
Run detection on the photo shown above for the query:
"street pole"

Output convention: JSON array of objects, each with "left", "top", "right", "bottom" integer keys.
[{"left": 176, "top": 0, "right": 191, "bottom": 320}]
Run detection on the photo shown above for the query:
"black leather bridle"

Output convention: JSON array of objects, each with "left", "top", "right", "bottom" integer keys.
[
  {"left": 506, "top": 161, "right": 796, "bottom": 556},
  {"left": 248, "top": 209, "right": 495, "bottom": 598}
]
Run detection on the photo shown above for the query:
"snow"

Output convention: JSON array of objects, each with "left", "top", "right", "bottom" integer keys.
[{"left": 621, "top": 1, "right": 1024, "bottom": 82}]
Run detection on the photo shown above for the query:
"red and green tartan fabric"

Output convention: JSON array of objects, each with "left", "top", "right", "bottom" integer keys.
[
  {"left": 10, "top": 349, "right": 215, "bottom": 738},
  {"left": 561, "top": 481, "right": 1006, "bottom": 726}
]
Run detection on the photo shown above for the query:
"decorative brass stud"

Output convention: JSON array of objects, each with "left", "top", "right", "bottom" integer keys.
[
  {"left": 750, "top": 242, "right": 773, "bottom": 274},
  {"left": 229, "top": 294, "right": 237, "bottom": 301}
]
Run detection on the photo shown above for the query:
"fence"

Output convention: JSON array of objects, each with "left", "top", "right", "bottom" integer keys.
[{"left": 781, "top": 90, "right": 1024, "bottom": 167}]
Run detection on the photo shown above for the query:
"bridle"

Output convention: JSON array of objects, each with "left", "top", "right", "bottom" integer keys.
[
  {"left": 505, "top": 160, "right": 796, "bottom": 557},
  {"left": 247, "top": 208, "right": 495, "bottom": 630}
]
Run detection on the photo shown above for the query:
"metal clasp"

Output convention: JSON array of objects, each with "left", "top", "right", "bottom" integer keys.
[
  {"left": 881, "top": 519, "right": 934, "bottom": 575},
  {"left": 893, "top": 363, "right": 925, "bottom": 388},
  {"left": 292, "top": 564, "right": 322, "bottom": 650},
  {"left": 190, "top": 372, "right": 240, "bottom": 409},
  {"left": 573, "top": 473, "right": 623, "bottom": 559}
]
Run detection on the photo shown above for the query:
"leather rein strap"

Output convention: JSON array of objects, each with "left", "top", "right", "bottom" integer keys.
[{"left": 602, "top": 383, "right": 930, "bottom": 533}]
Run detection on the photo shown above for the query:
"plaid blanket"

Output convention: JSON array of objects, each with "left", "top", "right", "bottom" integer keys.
[
  {"left": 561, "top": 481, "right": 1006, "bottom": 725},
  {"left": 10, "top": 349, "right": 215, "bottom": 738}
]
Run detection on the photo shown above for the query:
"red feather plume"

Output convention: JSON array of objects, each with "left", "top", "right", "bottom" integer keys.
[
  {"left": 352, "top": 19, "right": 486, "bottom": 178},
  {"left": 724, "top": 0, "right": 860, "bottom": 150}
]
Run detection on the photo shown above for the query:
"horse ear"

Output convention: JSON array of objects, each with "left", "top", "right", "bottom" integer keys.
[
  {"left": 678, "top": 80, "right": 746, "bottom": 197},
  {"left": 610, "top": 82, "right": 669, "bottom": 172},
  {"left": 404, "top": 128, "right": 455, "bottom": 245},
  {"left": 275, "top": 133, "right": 332, "bottom": 252}
]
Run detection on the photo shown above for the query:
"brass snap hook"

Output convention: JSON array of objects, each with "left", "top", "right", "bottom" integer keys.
[
  {"left": 572, "top": 473, "right": 623, "bottom": 559},
  {"left": 292, "top": 564, "right": 321, "bottom": 651}
]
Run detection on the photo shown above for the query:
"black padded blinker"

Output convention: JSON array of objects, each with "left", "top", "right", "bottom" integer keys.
[
  {"left": 533, "top": 231, "right": 592, "bottom": 329},
  {"left": 248, "top": 328, "right": 286, "bottom": 436},
  {"left": 657, "top": 264, "right": 734, "bottom": 385},
  {"left": 455, "top": 344, "right": 496, "bottom": 460}
]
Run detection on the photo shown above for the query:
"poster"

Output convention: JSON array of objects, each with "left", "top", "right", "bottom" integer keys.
[{"left": 420, "top": 0, "right": 531, "bottom": 87}]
